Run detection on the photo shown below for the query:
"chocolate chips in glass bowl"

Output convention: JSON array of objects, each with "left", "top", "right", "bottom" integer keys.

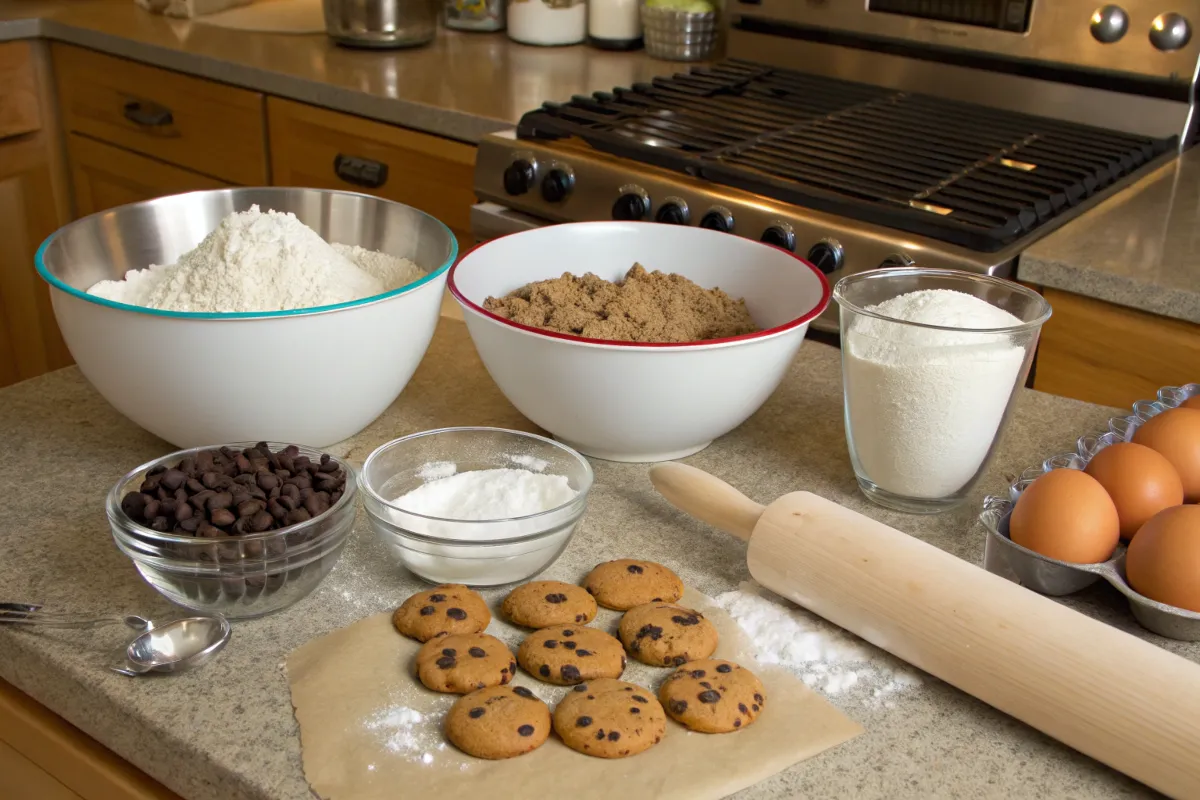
[{"left": 121, "top": 442, "right": 347, "bottom": 538}]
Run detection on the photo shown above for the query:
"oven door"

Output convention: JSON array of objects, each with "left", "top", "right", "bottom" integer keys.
[{"left": 470, "top": 202, "right": 550, "bottom": 242}]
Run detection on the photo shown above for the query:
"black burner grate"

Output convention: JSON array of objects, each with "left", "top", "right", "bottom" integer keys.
[{"left": 516, "top": 60, "right": 1177, "bottom": 251}]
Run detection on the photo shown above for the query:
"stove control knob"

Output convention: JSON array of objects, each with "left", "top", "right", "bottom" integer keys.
[
  {"left": 1090, "top": 5, "right": 1128, "bottom": 43},
  {"left": 541, "top": 169, "right": 573, "bottom": 203},
  {"left": 1150, "top": 12, "right": 1192, "bottom": 51},
  {"left": 503, "top": 159, "right": 535, "bottom": 196},
  {"left": 806, "top": 239, "right": 845, "bottom": 274},
  {"left": 655, "top": 202, "right": 689, "bottom": 225},
  {"left": 761, "top": 226, "right": 796, "bottom": 252},
  {"left": 612, "top": 193, "right": 648, "bottom": 221},
  {"left": 699, "top": 209, "right": 734, "bottom": 233}
]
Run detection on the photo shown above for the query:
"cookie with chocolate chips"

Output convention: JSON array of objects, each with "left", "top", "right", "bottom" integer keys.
[
  {"left": 502, "top": 580, "right": 598, "bottom": 629},
  {"left": 582, "top": 559, "right": 684, "bottom": 611},
  {"left": 393, "top": 584, "right": 491, "bottom": 642},
  {"left": 659, "top": 659, "right": 766, "bottom": 733},
  {"left": 415, "top": 633, "right": 516, "bottom": 694},
  {"left": 517, "top": 625, "right": 626, "bottom": 686},
  {"left": 445, "top": 684, "right": 551, "bottom": 759},
  {"left": 617, "top": 603, "right": 718, "bottom": 667},
  {"left": 553, "top": 678, "right": 667, "bottom": 758}
]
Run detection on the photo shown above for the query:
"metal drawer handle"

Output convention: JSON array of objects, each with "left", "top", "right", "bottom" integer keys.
[
  {"left": 334, "top": 154, "right": 388, "bottom": 189},
  {"left": 123, "top": 100, "right": 174, "bottom": 127}
]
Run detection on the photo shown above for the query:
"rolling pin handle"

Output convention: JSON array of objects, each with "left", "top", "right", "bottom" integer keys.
[{"left": 648, "top": 462, "right": 764, "bottom": 542}]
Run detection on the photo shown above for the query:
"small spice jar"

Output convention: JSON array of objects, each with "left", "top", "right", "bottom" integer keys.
[
  {"left": 587, "top": 0, "right": 642, "bottom": 50},
  {"left": 508, "top": 0, "right": 587, "bottom": 46},
  {"left": 444, "top": 0, "right": 506, "bottom": 31}
]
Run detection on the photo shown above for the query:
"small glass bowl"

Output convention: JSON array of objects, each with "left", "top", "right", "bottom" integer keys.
[
  {"left": 107, "top": 443, "right": 357, "bottom": 619},
  {"left": 359, "top": 427, "right": 593, "bottom": 587}
]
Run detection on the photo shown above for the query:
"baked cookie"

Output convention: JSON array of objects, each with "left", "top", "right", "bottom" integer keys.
[
  {"left": 618, "top": 603, "right": 718, "bottom": 667},
  {"left": 393, "top": 584, "right": 491, "bottom": 642},
  {"left": 445, "top": 685, "right": 551, "bottom": 759},
  {"left": 659, "top": 659, "right": 766, "bottom": 733},
  {"left": 415, "top": 633, "right": 516, "bottom": 694},
  {"left": 582, "top": 559, "right": 684, "bottom": 611},
  {"left": 553, "top": 678, "right": 667, "bottom": 758},
  {"left": 517, "top": 625, "right": 626, "bottom": 686},
  {"left": 502, "top": 580, "right": 598, "bottom": 628}
]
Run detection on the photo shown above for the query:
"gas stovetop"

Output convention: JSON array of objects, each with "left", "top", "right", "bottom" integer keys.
[{"left": 513, "top": 60, "right": 1177, "bottom": 253}]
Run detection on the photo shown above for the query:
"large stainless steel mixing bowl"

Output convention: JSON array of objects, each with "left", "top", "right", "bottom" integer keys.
[{"left": 36, "top": 187, "right": 457, "bottom": 448}]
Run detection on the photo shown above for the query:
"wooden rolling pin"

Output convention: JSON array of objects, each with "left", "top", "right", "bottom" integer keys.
[{"left": 649, "top": 462, "right": 1200, "bottom": 800}]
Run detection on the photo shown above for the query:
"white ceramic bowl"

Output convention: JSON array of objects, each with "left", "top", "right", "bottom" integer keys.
[
  {"left": 36, "top": 188, "right": 456, "bottom": 449},
  {"left": 449, "top": 223, "right": 830, "bottom": 462}
]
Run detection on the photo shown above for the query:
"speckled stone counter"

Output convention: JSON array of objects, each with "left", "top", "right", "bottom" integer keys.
[
  {"left": 1019, "top": 149, "right": 1200, "bottom": 324},
  {"left": 2, "top": 320, "right": 1196, "bottom": 800},
  {"left": 0, "top": 0, "right": 681, "bottom": 144}
]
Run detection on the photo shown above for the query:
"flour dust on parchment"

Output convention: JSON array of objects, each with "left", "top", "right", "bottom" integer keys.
[
  {"left": 286, "top": 588, "right": 863, "bottom": 800},
  {"left": 714, "top": 580, "right": 922, "bottom": 709}
]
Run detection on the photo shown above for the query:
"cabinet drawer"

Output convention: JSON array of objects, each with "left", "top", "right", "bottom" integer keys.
[
  {"left": 67, "top": 135, "right": 231, "bottom": 218},
  {"left": 0, "top": 41, "right": 40, "bottom": 140},
  {"left": 52, "top": 43, "right": 266, "bottom": 185},
  {"left": 267, "top": 97, "right": 476, "bottom": 240}
]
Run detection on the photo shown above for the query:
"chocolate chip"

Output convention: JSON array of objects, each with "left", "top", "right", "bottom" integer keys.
[
  {"left": 576, "top": 716, "right": 592, "bottom": 727},
  {"left": 752, "top": 703, "right": 759, "bottom": 712},
  {"left": 698, "top": 690, "right": 721, "bottom": 704},
  {"left": 576, "top": 649, "right": 592, "bottom": 657},
  {"left": 627, "top": 564, "right": 644, "bottom": 574},
  {"left": 419, "top": 605, "right": 435, "bottom": 616},
  {"left": 716, "top": 664, "right": 732, "bottom": 673},
  {"left": 543, "top": 640, "right": 558, "bottom": 649},
  {"left": 573, "top": 684, "right": 588, "bottom": 692},
  {"left": 513, "top": 687, "right": 534, "bottom": 699},
  {"left": 516, "top": 724, "right": 535, "bottom": 737},
  {"left": 545, "top": 593, "right": 568, "bottom": 604},
  {"left": 562, "top": 629, "right": 575, "bottom": 636},
  {"left": 575, "top": 613, "right": 586, "bottom": 622},
  {"left": 429, "top": 593, "right": 446, "bottom": 602},
  {"left": 562, "top": 641, "right": 576, "bottom": 649},
  {"left": 734, "top": 719, "right": 742, "bottom": 728},
  {"left": 754, "top": 693, "right": 764, "bottom": 704},
  {"left": 607, "top": 731, "right": 620, "bottom": 741},
  {"left": 595, "top": 731, "right": 605, "bottom": 740},
  {"left": 446, "top": 608, "right": 467, "bottom": 620},
  {"left": 442, "top": 648, "right": 457, "bottom": 657},
  {"left": 469, "top": 647, "right": 486, "bottom": 658},
  {"left": 469, "top": 707, "right": 485, "bottom": 718},
  {"left": 561, "top": 665, "right": 581, "bottom": 682},
  {"left": 690, "top": 670, "right": 706, "bottom": 678},
  {"left": 671, "top": 656, "right": 687, "bottom": 666},
  {"left": 629, "top": 707, "right": 640, "bottom": 714},
  {"left": 436, "top": 656, "right": 456, "bottom": 669},
  {"left": 635, "top": 625, "right": 663, "bottom": 640},
  {"left": 672, "top": 614, "right": 701, "bottom": 626},
  {"left": 623, "top": 686, "right": 632, "bottom": 692},
  {"left": 699, "top": 681, "right": 712, "bottom": 689},
  {"left": 668, "top": 699, "right": 688, "bottom": 714},
  {"left": 738, "top": 703, "right": 749, "bottom": 714},
  {"left": 539, "top": 665, "right": 550, "bottom": 677},
  {"left": 652, "top": 597, "right": 662, "bottom": 602},
  {"left": 631, "top": 695, "right": 647, "bottom": 703},
  {"left": 510, "top": 661, "right": 517, "bottom": 674}
]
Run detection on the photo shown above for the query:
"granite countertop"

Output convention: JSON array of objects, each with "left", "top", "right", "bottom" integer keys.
[
  {"left": 2, "top": 319, "right": 1197, "bottom": 800},
  {"left": 1018, "top": 148, "right": 1200, "bottom": 324},
  {"left": 0, "top": 0, "right": 680, "bottom": 144}
]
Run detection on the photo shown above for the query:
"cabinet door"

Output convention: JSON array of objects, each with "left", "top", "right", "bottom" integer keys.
[
  {"left": 68, "top": 134, "right": 231, "bottom": 217},
  {"left": 266, "top": 97, "right": 477, "bottom": 246}
]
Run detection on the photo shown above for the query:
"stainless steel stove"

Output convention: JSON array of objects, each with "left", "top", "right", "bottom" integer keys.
[{"left": 471, "top": 0, "right": 1200, "bottom": 331}]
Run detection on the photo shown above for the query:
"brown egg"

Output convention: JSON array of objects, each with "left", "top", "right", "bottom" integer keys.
[
  {"left": 1010, "top": 468, "right": 1120, "bottom": 564},
  {"left": 1083, "top": 443, "right": 1184, "bottom": 540},
  {"left": 1125, "top": 505, "right": 1200, "bottom": 612},
  {"left": 1131, "top": 407, "right": 1200, "bottom": 503},
  {"left": 1183, "top": 395, "right": 1200, "bottom": 411}
]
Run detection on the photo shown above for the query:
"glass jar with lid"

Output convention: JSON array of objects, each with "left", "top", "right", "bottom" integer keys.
[
  {"left": 587, "top": 0, "right": 641, "bottom": 49},
  {"left": 444, "top": 0, "right": 506, "bottom": 31},
  {"left": 507, "top": 0, "right": 587, "bottom": 46}
]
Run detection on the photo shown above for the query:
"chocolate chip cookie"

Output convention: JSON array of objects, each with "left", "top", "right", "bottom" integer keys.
[
  {"left": 502, "top": 580, "right": 598, "bottom": 629},
  {"left": 517, "top": 625, "right": 626, "bottom": 685},
  {"left": 617, "top": 603, "right": 718, "bottom": 667},
  {"left": 553, "top": 678, "right": 667, "bottom": 758},
  {"left": 445, "top": 685, "right": 551, "bottom": 759},
  {"left": 393, "top": 584, "right": 491, "bottom": 642},
  {"left": 415, "top": 633, "right": 516, "bottom": 694},
  {"left": 582, "top": 559, "right": 684, "bottom": 611},
  {"left": 659, "top": 659, "right": 766, "bottom": 733}
]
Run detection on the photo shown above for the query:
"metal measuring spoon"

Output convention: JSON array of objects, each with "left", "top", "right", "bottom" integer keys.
[{"left": 110, "top": 616, "right": 232, "bottom": 677}]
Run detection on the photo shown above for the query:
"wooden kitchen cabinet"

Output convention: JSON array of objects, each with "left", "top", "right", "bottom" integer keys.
[
  {"left": 67, "top": 134, "right": 231, "bottom": 217},
  {"left": 0, "top": 40, "right": 73, "bottom": 389},
  {"left": 52, "top": 43, "right": 268, "bottom": 186},
  {"left": 1033, "top": 288, "right": 1200, "bottom": 409},
  {"left": 266, "top": 97, "right": 477, "bottom": 246}
]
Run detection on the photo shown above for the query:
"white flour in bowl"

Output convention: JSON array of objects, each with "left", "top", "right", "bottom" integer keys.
[
  {"left": 87, "top": 205, "right": 425, "bottom": 313},
  {"left": 842, "top": 288, "right": 1026, "bottom": 498}
]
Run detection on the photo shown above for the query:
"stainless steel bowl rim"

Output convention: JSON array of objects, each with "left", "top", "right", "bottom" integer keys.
[
  {"left": 359, "top": 426, "right": 593, "bottom": 543},
  {"left": 107, "top": 442, "right": 358, "bottom": 544},
  {"left": 832, "top": 267, "right": 1052, "bottom": 335},
  {"left": 35, "top": 187, "right": 458, "bottom": 321}
]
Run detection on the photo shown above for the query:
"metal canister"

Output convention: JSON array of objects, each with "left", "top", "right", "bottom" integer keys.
[{"left": 444, "top": 0, "right": 506, "bottom": 30}]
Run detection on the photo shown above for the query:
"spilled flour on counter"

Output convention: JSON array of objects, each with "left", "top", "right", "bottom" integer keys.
[
  {"left": 714, "top": 580, "right": 921, "bottom": 708},
  {"left": 363, "top": 703, "right": 465, "bottom": 770}
]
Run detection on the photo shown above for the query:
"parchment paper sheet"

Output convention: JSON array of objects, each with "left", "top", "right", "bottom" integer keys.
[{"left": 287, "top": 589, "right": 863, "bottom": 800}]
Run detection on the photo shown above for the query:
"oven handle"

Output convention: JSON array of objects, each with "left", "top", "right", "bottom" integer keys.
[{"left": 470, "top": 202, "right": 549, "bottom": 242}]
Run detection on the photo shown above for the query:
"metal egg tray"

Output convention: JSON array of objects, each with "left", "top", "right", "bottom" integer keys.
[{"left": 979, "top": 382, "right": 1200, "bottom": 641}]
